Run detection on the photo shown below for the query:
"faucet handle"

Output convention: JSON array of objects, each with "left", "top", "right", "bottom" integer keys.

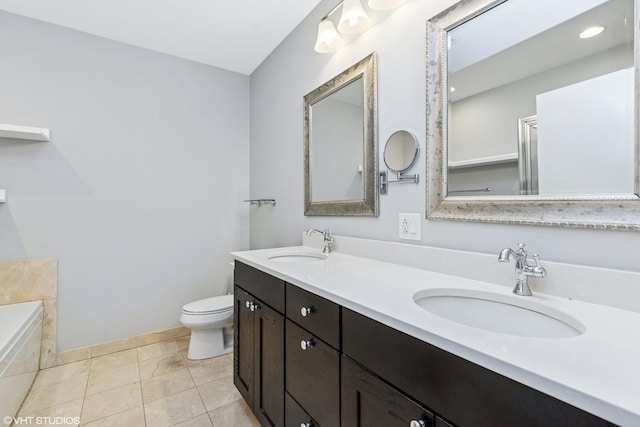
[
  {"left": 532, "top": 254, "right": 547, "bottom": 277},
  {"left": 532, "top": 253, "right": 541, "bottom": 266},
  {"left": 323, "top": 227, "right": 334, "bottom": 241}
]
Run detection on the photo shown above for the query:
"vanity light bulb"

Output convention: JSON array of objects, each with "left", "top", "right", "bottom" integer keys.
[
  {"left": 314, "top": 20, "right": 345, "bottom": 53},
  {"left": 579, "top": 26, "right": 605, "bottom": 39},
  {"left": 338, "top": 0, "right": 371, "bottom": 34},
  {"left": 367, "top": 0, "right": 406, "bottom": 10}
]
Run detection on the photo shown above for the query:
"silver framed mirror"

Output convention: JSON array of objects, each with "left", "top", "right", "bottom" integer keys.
[
  {"left": 426, "top": 0, "right": 640, "bottom": 230},
  {"left": 304, "top": 52, "right": 378, "bottom": 216}
]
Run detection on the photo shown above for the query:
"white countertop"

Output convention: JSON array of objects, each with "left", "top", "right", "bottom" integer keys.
[{"left": 232, "top": 245, "right": 640, "bottom": 427}]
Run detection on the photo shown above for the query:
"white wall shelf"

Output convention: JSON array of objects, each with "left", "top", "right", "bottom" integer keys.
[
  {"left": 0, "top": 189, "right": 6, "bottom": 203},
  {"left": 0, "top": 123, "right": 50, "bottom": 142},
  {"left": 448, "top": 153, "right": 518, "bottom": 170}
]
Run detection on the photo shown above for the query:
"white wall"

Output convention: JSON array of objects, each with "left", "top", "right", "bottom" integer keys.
[
  {"left": 0, "top": 12, "right": 250, "bottom": 350},
  {"left": 249, "top": 0, "right": 640, "bottom": 275}
]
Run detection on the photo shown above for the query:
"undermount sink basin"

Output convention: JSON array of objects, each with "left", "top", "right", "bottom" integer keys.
[
  {"left": 413, "top": 288, "right": 584, "bottom": 338},
  {"left": 267, "top": 251, "right": 327, "bottom": 262}
]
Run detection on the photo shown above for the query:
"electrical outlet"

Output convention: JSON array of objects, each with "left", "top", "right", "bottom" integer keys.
[{"left": 399, "top": 213, "right": 421, "bottom": 241}]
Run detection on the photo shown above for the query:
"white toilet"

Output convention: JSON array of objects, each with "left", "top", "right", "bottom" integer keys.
[{"left": 180, "top": 294, "right": 234, "bottom": 360}]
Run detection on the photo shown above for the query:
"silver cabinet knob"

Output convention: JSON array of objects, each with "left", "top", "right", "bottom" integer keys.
[
  {"left": 410, "top": 420, "right": 426, "bottom": 427},
  {"left": 300, "top": 339, "right": 315, "bottom": 350},
  {"left": 300, "top": 422, "right": 315, "bottom": 427},
  {"left": 245, "top": 301, "right": 251, "bottom": 309},
  {"left": 300, "top": 306, "right": 313, "bottom": 317},
  {"left": 249, "top": 302, "right": 260, "bottom": 312}
]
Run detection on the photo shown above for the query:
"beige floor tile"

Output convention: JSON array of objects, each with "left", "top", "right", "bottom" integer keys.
[
  {"left": 86, "top": 363, "right": 140, "bottom": 395},
  {"left": 208, "top": 399, "right": 260, "bottom": 427},
  {"left": 187, "top": 353, "right": 233, "bottom": 387},
  {"left": 90, "top": 349, "right": 138, "bottom": 372},
  {"left": 139, "top": 351, "right": 187, "bottom": 380},
  {"left": 136, "top": 340, "right": 180, "bottom": 362},
  {"left": 81, "top": 382, "right": 143, "bottom": 424},
  {"left": 17, "top": 397, "right": 83, "bottom": 426},
  {"left": 141, "top": 367, "right": 196, "bottom": 404},
  {"left": 197, "top": 375, "right": 241, "bottom": 412},
  {"left": 173, "top": 413, "right": 214, "bottom": 427},
  {"left": 31, "top": 360, "right": 91, "bottom": 389},
  {"left": 144, "top": 388, "right": 206, "bottom": 427},
  {"left": 81, "top": 406, "right": 145, "bottom": 427},
  {"left": 20, "top": 376, "right": 87, "bottom": 413}
]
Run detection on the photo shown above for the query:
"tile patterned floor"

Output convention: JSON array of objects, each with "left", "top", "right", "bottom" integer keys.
[{"left": 16, "top": 337, "right": 260, "bottom": 426}]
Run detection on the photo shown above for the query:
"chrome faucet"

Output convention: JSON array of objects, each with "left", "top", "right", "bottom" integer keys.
[
  {"left": 498, "top": 243, "right": 546, "bottom": 296},
  {"left": 306, "top": 227, "right": 334, "bottom": 254}
]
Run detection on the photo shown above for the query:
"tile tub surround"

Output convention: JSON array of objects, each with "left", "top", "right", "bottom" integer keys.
[
  {"left": 0, "top": 258, "right": 57, "bottom": 368},
  {"left": 17, "top": 337, "right": 259, "bottom": 426},
  {"left": 233, "top": 245, "right": 640, "bottom": 426}
]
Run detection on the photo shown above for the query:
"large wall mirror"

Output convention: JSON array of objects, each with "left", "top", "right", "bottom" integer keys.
[
  {"left": 304, "top": 53, "right": 378, "bottom": 216},
  {"left": 426, "top": 0, "right": 640, "bottom": 229}
]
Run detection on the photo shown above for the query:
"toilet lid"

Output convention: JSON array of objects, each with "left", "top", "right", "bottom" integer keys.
[{"left": 183, "top": 294, "right": 234, "bottom": 315}]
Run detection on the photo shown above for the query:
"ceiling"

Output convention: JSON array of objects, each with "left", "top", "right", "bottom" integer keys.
[{"left": 0, "top": 0, "right": 323, "bottom": 75}]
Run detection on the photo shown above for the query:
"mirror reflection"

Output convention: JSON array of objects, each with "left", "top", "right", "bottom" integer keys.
[
  {"left": 303, "top": 53, "right": 378, "bottom": 216},
  {"left": 384, "top": 130, "right": 419, "bottom": 173},
  {"left": 447, "top": 0, "right": 634, "bottom": 196},
  {"left": 311, "top": 78, "right": 364, "bottom": 201}
]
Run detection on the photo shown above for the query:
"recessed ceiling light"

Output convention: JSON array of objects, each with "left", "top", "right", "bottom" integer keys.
[
  {"left": 579, "top": 26, "right": 605, "bottom": 39},
  {"left": 450, "top": 87, "right": 456, "bottom": 92}
]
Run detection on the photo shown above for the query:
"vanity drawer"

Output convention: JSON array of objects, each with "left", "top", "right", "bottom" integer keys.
[
  {"left": 285, "top": 319, "right": 340, "bottom": 427},
  {"left": 286, "top": 283, "right": 340, "bottom": 349},
  {"left": 285, "top": 392, "right": 318, "bottom": 427},
  {"left": 342, "top": 308, "right": 613, "bottom": 427},
  {"left": 234, "top": 261, "right": 285, "bottom": 313}
]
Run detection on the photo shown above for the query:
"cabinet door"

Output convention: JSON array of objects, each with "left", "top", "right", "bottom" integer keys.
[
  {"left": 234, "top": 287, "right": 254, "bottom": 405},
  {"left": 253, "top": 301, "right": 285, "bottom": 427},
  {"left": 234, "top": 286, "right": 285, "bottom": 427},
  {"left": 342, "top": 355, "right": 435, "bottom": 427}
]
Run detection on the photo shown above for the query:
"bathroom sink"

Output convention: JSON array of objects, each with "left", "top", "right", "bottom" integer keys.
[
  {"left": 413, "top": 288, "right": 584, "bottom": 338},
  {"left": 267, "top": 251, "right": 327, "bottom": 262}
]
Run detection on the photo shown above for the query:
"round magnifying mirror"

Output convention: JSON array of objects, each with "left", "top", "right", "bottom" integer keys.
[{"left": 383, "top": 130, "right": 419, "bottom": 173}]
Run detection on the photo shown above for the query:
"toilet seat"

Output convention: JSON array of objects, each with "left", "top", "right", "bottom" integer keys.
[{"left": 182, "top": 294, "right": 233, "bottom": 315}]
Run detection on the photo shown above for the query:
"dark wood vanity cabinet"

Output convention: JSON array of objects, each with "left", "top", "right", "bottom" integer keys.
[
  {"left": 342, "top": 308, "right": 614, "bottom": 427},
  {"left": 234, "top": 263, "right": 616, "bottom": 427},
  {"left": 233, "top": 263, "right": 285, "bottom": 427}
]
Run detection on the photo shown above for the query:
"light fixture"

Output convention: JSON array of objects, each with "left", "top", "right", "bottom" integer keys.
[
  {"left": 338, "top": 0, "right": 372, "bottom": 34},
  {"left": 314, "top": 20, "right": 345, "bottom": 53},
  {"left": 579, "top": 26, "right": 605, "bottom": 39},
  {"left": 368, "top": 0, "right": 406, "bottom": 10},
  {"left": 314, "top": 0, "right": 406, "bottom": 53}
]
